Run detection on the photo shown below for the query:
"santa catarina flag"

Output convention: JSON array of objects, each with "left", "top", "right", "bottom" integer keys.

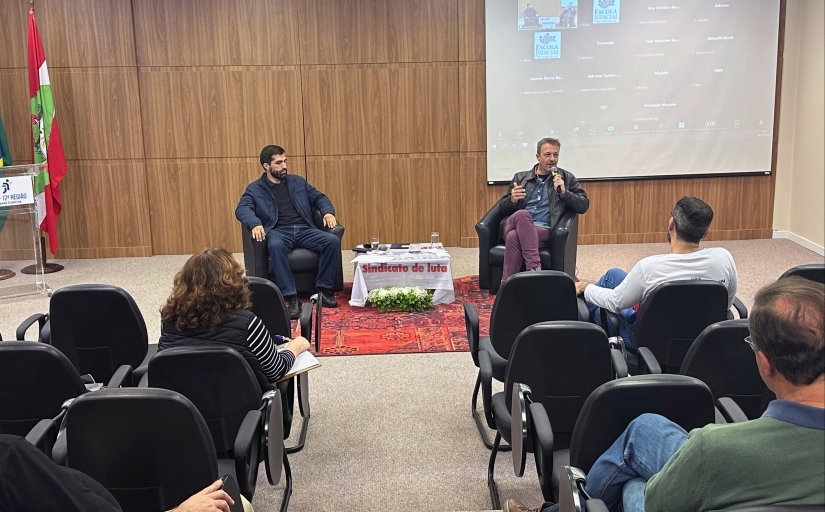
[{"left": 28, "top": 8, "right": 67, "bottom": 254}]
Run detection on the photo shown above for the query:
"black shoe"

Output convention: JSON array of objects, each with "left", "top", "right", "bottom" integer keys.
[
  {"left": 317, "top": 288, "right": 338, "bottom": 308},
  {"left": 287, "top": 295, "right": 301, "bottom": 320}
]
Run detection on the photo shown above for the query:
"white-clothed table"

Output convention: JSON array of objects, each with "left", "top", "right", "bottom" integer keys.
[{"left": 349, "top": 250, "right": 455, "bottom": 307}]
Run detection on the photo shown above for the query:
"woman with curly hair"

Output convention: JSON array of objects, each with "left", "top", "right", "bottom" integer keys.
[{"left": 158, "top": 247, "right": 309, "bottom": 389}]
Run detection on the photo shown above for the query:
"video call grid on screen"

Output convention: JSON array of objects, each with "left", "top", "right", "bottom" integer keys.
[{"left": 486, "top": 0, "right": 781, "bottom": 183}]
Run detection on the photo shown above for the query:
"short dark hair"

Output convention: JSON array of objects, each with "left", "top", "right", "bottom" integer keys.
[
  {"left": 749, "top": 276, "right": 825, "bottom": 386},
  {"left": 536, "top": 137, "right": 561, "bottom": 153},
  {"left": 260, "top": 145, "right": 285, "bottom": 167},
  {"left": 671, "top": 197, "right": 713, "bottom": 244}
]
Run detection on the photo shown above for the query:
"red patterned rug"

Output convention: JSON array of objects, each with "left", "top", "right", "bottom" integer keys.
[{"left": 309, "top": 276, "right": 494, "bottom": 356}]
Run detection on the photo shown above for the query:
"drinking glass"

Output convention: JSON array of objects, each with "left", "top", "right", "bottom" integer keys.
[
  {"left": 430, "top": 232, "right": 439, "bottom": 246},
  {"left": 370, "top": 236, "right": 379, "bottom": 252}
]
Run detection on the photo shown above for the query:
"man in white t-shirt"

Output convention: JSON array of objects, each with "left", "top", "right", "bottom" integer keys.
[{"left": 575, "top": 197, "right": 738, "bottom": 350}]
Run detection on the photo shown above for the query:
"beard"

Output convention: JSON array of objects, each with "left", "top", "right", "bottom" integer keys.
[{"left": 269, "top": 168, "right": 287, "bottom": 180}]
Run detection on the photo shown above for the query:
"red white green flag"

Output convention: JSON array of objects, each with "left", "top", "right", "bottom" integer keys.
[{"left": 28, "top": 8, "right": 66, "bottom": 254}]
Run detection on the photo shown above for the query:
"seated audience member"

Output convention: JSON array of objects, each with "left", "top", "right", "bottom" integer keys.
[
  {"left": 0, "top": 434, "right": 237, "bottom": 512},
  {"left": 505, "top": 276, "right": 825, "bottom": 512},
  {"left": 158, "top": 247, "right": 310, "bottom": 389},
  {"left": 235, "top": 144, "right": 341, "bottom": 320},
  {"left": 497, "top": 138, "right": 589, "bottom": 284},
  {"left": 575, "top": 196, "right": 737, "bottom": 349}
]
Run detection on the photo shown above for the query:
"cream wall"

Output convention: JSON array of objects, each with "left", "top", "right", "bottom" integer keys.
[{"left": 774, "top": 0, "right": 825, "bottom": 252}]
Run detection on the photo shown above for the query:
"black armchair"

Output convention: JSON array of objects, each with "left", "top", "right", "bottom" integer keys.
[
  {"left": 15, "top": 284, "right": 156, "bottom": 386},
  {"left": 146, "top": 346, "right": 289, "bottom": 509},
  {"left": 248, "top": 276, "right": 315, "bottom": 453},
  {"left": 514, "top": 374, "right": 715, "bottom": 502},
  {"left": 31, "top": 388, "right": 246, "bottom": 512},
  {"left": 476, "top": 203, "right": 579, "bottom": 292},
  {"left": 466, "top": 271, "right": 579, "bottom": 450},
  {"left": 241, "top": 209, "right": 345, "bottom": 293},
  {"left": 482, "top": 321, "right": 627, "bottom": 509},
  {"left": 681, "top": 320, "right": 774, "bottom": 420}
]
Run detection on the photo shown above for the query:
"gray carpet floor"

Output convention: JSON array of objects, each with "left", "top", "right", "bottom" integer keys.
[{"left": 1, "top": 239, "right": 822, "bottom": 511}]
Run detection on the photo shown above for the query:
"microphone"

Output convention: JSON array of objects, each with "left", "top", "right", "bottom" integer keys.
[{"left": 550, "top": 166, "right": 561, "bottom": 194}]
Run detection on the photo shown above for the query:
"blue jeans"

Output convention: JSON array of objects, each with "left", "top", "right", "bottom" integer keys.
[
  {"left": 585, "top": 268, "right": 637, "bottom": 350},
  {"left": 583, "top": 414, "right": 688, "bottom": 512},
  {"left": 266, "top": 225, "right": 341, "bottom": 297}
]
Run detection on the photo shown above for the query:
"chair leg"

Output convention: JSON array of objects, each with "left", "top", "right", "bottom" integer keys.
[
  {"left": 487, "top": 432, "right": 502, "bottom": 510},
  {"left": 472, "top": 373, "right": 511, "bottom": 451},
  {"left": 285, "top": 373, "right": 310, "bottom": 454},
  {"left": 279, "top": 451, "right": 292, "bottom": 512}
]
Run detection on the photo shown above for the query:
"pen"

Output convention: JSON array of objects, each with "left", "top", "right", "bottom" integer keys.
[{"left": 273, "top": 335, "right": 292, "bottom": 343}]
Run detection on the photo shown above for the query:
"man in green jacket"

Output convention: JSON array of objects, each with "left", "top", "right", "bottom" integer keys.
[{"left": 505, "top": 276, "right": 824, "bottom": 512}]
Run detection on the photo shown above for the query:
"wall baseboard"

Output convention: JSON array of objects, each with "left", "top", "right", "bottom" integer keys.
[{"left": 772, "top": 231, "right": 825, "bottom": 256}]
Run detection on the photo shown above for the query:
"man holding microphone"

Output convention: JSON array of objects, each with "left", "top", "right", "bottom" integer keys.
[{"left": 496, "top": 137, "right": 589, "bottom": 284}]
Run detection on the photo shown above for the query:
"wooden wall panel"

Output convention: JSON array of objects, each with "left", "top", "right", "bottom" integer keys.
[
  {"left": 51, "top": 68, "right": 144, "bottom": 160},
  {"left": 54, "top": 160, "right": 152, "bottom": 258},
  {"left": 145, "top": 159, "right": 303, "bottom": 255},
  {"left": 0, "top": 69, "right": 33, "bottom": 164},
  {"left": 459, "top": 0, "right": 485, "bottom": 62},
  {"left": 307, "top": 154, "right": 462, "bottom": 249},
  {"left": 133, "top": 0, "right": 300, "bottom": 66},
  {"left": 0, "top": 0, "right": 31, "bottom": 68},
  {"left": 139, "top": 68, "right": 304, "bottom": 159},
  {"left": 0, "top": 204, "right": 40, "bottom": 261},
  {"left": 459, "top": 62, "right": 486, "bottom": 152},
  {"left": 459, "top": 154, "right": 507, "bottom": 246},
  {"left": 299, "top": 0, "right": 458, "bottom": 65},
  {"left": 302, "top": 63, "right": 459, "bottom": 155}
]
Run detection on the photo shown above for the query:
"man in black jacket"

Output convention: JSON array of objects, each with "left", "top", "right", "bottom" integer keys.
[{"left": 496, "top": 137, "right": 589, "bottom": 283}]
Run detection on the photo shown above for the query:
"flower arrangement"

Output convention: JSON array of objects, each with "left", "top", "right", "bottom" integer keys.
[{"left": 367, "top": 286, "right": 433, "bottom": 313}]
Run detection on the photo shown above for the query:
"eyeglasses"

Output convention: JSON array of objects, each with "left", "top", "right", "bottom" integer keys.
[{"left": 744, "top": 335, "right": 757, "bottom": 352}]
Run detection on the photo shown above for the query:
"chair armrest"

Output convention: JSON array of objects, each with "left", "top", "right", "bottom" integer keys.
[
  {"left": 476, "top": 203, "right": 505, "bottom": 290},
  {"left": 261, "top": 389, "right": 285, "bottom": 486},
  {"left": 609, "top": 349, "right": 628, "bottom": 378},
  {"left": 528, "top": 401, "right": 555, "bottom": 498},
  {"left": 600, "top": 311, "right": 620, "bottom": 338},
  {"left": 478, "top": 350, "right": 496, "bottom": 429},
  {"left": 240, "top": 224, "right": 271, "bottom": 278},
  {"left": 299, "top": 302, "right": 313, "bottom": 340},
  {"left": 464, "top": 303, "right": 480, "bottom": 365},
  {"left": 25, "top": 418, "right": 58, "bottom": 454},
  {"left": 234, "top": 409, "right": 262, "bottom": 498},
  {"left": 137, "top": 372, "right": 149, "bottom": 388},
  {"left": 717, "top": 397, "right": 749, "bottom": 423},
  {"left": 106, "top": 365, "right": 133, "bottom": 389},
  {"left": 637, "top": 347, "right": 662, "bottom": 375},
  {"left": 732, "top": 297, "right": 748, "bottom": 319},
  {"left": 312, "top": 209, "right": 345, "bottom": 238},
  {"left": 16, "top": 313, "right": 48, "bottom": 341},
  {"left": 549, "top": 209, "right": 578, "bottom": 276},
  {"left": 586, "top": 499, "right": 609, "bottom": 512}
]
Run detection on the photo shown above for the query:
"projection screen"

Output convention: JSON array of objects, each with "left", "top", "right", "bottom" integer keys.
[{"left": 485, "top": 0, "right": 781, "bottom": 183}]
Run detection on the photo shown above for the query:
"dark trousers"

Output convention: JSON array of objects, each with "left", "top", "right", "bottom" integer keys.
[
  {"left": 0, "top": 434, "right": 121, "bottom": 511},
  {"left": 266, "top": 225, "right": 341, "bottom": 296}
]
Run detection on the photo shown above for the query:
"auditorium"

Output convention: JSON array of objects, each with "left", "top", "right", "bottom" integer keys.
[{"left": 0, "top": 0, "right": 822, "bottom": 511}]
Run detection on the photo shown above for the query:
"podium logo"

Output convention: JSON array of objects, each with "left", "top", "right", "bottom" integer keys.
[
  {"left": 594, "top": 0, "right": 620, "bottom": 24},
  {"left": 2, "top": 179, "right": 9, "bottom": 194},
  {"left": 534, "top": 31, "right": 561, "bottom": 59}
]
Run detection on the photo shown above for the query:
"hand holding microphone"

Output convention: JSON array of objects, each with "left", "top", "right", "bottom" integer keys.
[{"left": 550, "top": 167, "right": 565, "bottom": 196}]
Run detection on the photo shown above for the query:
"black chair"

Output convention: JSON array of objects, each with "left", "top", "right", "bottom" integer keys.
[
  {"left": 146, "top": 346, "right": 289, "bottom": 509},
  {"left": 611, "top": 280, "right": 738, "bottom": 374},
  {"left": 476, "top": 204, "right": 579, "bottom": 292},
  {"left": 241, "top": 209, "right": 345, "bottom": 293},
  {"left": 730, "top": 508, "right": 825, "bottom": 511},
  {"left": 27, "top": 388, "right": 245, "bottom": 512},
  {"left": 681, "top": 320, "right": 774, "bottom": 420},
  {"left": 513, "top": 374, "right": 715, "bottom": 502},
  {"left": 466, "top": 271, "right": 579, "bottom": 450},
  {"left": 482, "top": 321, "right": 627, "bottom": 509},
  {"left": 248, "top": 276, "right": 315, "bottom": 453},
  {"left": 780, "top": 263, "right": 825, "bottom": 284},
  {"left": 15, "top": 284, "right": 155, "bottom": 385},
  {"left": 0, "top": 341, "right": 131, "bottom": 457}
]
